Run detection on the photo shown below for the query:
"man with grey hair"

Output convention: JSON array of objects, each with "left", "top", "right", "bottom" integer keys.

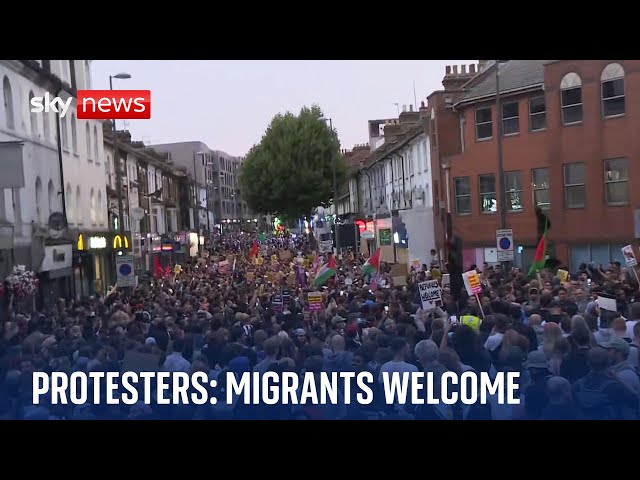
[{"left": 414, "top": 339, "right": 451, "bottom": 419}]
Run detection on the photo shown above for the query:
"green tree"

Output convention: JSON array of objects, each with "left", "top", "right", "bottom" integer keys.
[{"left": 239, "top": 105, "right": 347, "bottom": 220}]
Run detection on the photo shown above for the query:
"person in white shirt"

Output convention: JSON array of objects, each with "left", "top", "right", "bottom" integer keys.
[{"left": 163, "top": 337, "right": 191, "bottom": 373}]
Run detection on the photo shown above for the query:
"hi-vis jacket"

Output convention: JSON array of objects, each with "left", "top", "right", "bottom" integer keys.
[{"left": 459, "top": 315, "right": 482, "bottom": 332}]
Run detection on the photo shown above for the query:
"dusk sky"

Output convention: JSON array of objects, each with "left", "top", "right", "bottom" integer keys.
[{"left": 92, "top": 60, "right": 475, "bottom": 157}]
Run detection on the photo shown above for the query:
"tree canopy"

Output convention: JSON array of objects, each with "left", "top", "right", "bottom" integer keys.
[{"left": 239, "top": 105, "right": 347, "bottom": 220}]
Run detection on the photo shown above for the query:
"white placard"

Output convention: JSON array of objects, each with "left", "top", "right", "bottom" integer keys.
[
  {"left": 622, "top": 244, "right": 637, "bottom": 267},
  {"left": 597, "top": 296, "right": 617, "bottom": 312},
  {"left": 419, "top": 280, "right": 442, "bottom": 310},
  {"left": 496, "top": 228, "right": 514, "bottom": 262}
]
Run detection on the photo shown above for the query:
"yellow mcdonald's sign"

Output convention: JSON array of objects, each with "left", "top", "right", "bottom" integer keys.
[
  {"left": 77, "top": 234, "right": 85, "bottom": 251},
  {"left": 113, "top": 234, "right": 130, "bottom": 250}
]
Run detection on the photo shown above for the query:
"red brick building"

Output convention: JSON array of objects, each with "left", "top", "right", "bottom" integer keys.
[{"left": 427, "top": 60, "right": 640, "bottom": 271}]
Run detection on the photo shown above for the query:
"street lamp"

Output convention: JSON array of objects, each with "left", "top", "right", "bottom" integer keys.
[
  {"left": 495, "top": 60, "right": 510, "bottom": 278},
  {"left": 109, "top": 72, "right": 131, "bottom": 232},
  {"left": 319, "top": 116, "right": 340, "bottom": 256}
]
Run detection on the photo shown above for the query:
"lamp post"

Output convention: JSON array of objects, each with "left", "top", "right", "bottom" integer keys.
[
  {"left": 495, "top": 60, "right": 509, "bottom": 279},
  {"left": 319, "top": 117, "right": 340, "bottom": 256},
  {"left": 109, "top": 73, "right": 131, "bottom": 232}
]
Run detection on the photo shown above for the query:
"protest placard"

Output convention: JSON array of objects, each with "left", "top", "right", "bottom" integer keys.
[
  {"left": 418, "top": 280, "right": 442, "bottom": 310},
  {"left": 307, "top": 291, "right": 323, "bottom": 311},
  {"left": 462, "top": 270, "right": 482, "bottom": 295}
]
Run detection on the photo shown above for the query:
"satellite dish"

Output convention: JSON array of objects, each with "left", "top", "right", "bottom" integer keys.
[{"left": 48, "top": 212, "right": 68, "bottom": 239}]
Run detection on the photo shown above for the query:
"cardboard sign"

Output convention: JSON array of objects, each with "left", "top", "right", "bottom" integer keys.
[
  {"left": 463, "top": 270, "right": 483, "bottom": 295},
  {"left": 622, "top": 244, "right": 637, "bottom": 267},
  {"left": 411, "top": 259, "right": 422, "bottom": 271},
  {"left": 557, "top": 269, "right": 569, "bottom": 283},
  {"left": 307, "top": 291, "right": 323, "bottom": 311},
  {"left": 597, "top": 295, "right": 617, "bottom": 312},
  {"left": 419, "top": 280, "right": 442, "bottom": 310},
  {"left": 442, "top": 274, "right": 450, "bottom": 286},
  {"left": 173, "top": 264, "right": 182, "bottom": 274},
  {"left": 393, "top": 276, "right": 407, "bottom": 287}
]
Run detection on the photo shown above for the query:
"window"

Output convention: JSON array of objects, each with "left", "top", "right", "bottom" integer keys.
[
  {"left": 90, "top": 189, "right": 96, "bottom": 225},
  {"left": 43, "top": 111, "right": 50, "bottom": 141},
  {"left": 454, "top": 177, "right": 471, "bottom": 214},
  {"left": 66, "top": 184, "right": 73, "bottom": 223},
  {"left": 504, "top": 171, "right": 523, "bottom": 211},
  {"left": 35, "top": 177, "right": 43, "bottom": 224},
  {"left": 98, "top": 190, "right": 103, "bottom": 225},
  {"left": 61, "top": 116, "right": 69, "bottom": 150},
  {"left": 71, "top": 115, "right": 77, "bottom": 153},
  {"left": 93, "top": 126, "right": 99, "bottom": 161},
  {"left": 475, "top": 107, "right": 492, "bottom": 140},
  {"left": 560, "top": 73, "right": 583, "bottom": 125},
  {"left": 529, "top": 96, "right": 546, "bottom": 131},
  {"left": 29, "top": 91, "right": 38, "bottom": 137},
  {"left": 47, "top": 180, "right": 55, "bottom": 218},
  {"left": 564, "top": 163, "right": 585, "bottom": 208},
  {"left": 604, "top": 158, "right": 628, "bottom": 205},
  {"left": 86, "top": 123, "right": 92, "bottom": 160},
  {"left": 3, "top": 76, "right": 15, "bottom": 130},
  {"left": 75, "top": 186, "right": 81, "bottom": 224},
  {"left": 502, "top": 101, "right": 519, "bottom": 135},
  {"left": 601, "top": 63, "right": 625, "bottom": 117},
  {"left": 532, "top": 168, "right": 550, "bottom": 210},
  {"left": 479, "top": 174, "right": 497, "bottom": 213}
]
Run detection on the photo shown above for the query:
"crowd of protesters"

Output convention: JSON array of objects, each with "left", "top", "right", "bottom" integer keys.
[{"left": 1, "top": 231, "right": 639, "bottom": 420}]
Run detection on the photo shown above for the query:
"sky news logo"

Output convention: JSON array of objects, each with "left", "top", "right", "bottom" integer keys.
[{"left": 30, "top": 90, "right": 151, "bottom": 119}]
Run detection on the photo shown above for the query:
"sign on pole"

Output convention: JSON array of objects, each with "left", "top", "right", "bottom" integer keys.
[
  {"left": 496, "top": 228, "right": 514, "bottom": 262},
  {"left": 622, "top": 244, "right": 637, "bottom": 267},
  {"left": 418, "top": 280, "right": 442, "bottom": 310},
  {"left": 462, "top": 270, "right": 483, "bottom": 296},
  {"left": 116, "top": 255, "right": 136, "bottom": 287},
  {"left": 307, "top": 291, "right": 323, "bottom": 311}
]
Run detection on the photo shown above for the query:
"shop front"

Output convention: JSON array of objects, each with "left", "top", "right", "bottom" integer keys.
[
  {"left": 38, "top": 242, "right": 73, "bottom": 308},
  {"left": 74, "top": 231, "right": 131, "bottom": 298}
]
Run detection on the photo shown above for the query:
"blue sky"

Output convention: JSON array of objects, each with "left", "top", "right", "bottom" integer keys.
[{"left": 92, "top": 60, "right": 475, "bottom": 157}]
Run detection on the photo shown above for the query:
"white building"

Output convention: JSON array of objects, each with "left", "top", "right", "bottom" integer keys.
[{"left": 358, "top": 107, "right": 437, "bottom": 267}]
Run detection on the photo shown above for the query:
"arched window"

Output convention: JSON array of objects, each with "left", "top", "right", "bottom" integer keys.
[
  {"left": 47, "top": 180, "right": 55, "bottom": 218},
  {"left": 66, "top": 184, "right": 73, "bottom": 223},
  {"left": 71, "top": 114, "right": 78, "bottom": 153},
  {"left": 93, "top": 126, "right": 99, "bottom": 162},
  {"left": 35, "top": 177, "right": 43, "bottom": 224},
  {"left": 97, "top": 190, "right": 103, "bottom": 225},
  {"left": 29, "top": 91, "right": 38, "bottom": 137},
  {"left": 75, "top": 186, "right": 81, "bottom": 225},
  {"left": 3, "top": 76, "right": 15, "bottom": 130},
  {"left": 90, "top": 188, "right": 96, "bottom": 225},
  {"left": 560, "top": 72, "right": 583, "bottom": 125},
  {"left": 86, "top": 123, "right": 91, "bottom": 160},
  {"left": 43, "top": 110, "right": 50, "bottom": 141},
  {"left": 601, "top": 63, "right": 625, "bottom": 117},
  {"left": 61, "top": 116, "right": 69, "bottom": 150}
]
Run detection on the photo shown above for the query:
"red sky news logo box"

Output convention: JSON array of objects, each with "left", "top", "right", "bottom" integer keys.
[{"left": 76, "top": 90, "right": 151, "bottom": 119}]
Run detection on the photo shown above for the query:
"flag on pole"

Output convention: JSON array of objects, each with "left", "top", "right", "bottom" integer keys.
[
  {"left": 528, "top": 217, "right": 548, "bottom": 276},
  {"left": 314, "top": 255, "right": 336, "bottom": 287},
  {"left": 362, "top": 248, "right": 381, "bottom": 278}
]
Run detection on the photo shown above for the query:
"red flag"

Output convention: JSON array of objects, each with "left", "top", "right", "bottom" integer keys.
[{"left": 249, "top": 240, "right": 259, "bottom": 258}]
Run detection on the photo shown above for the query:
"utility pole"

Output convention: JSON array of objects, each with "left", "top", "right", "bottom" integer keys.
[{"left": 495, "top": 60, "right": 509, "bottom": 280}]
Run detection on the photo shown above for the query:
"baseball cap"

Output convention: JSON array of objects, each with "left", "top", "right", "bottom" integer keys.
[
  {"left": 331, "top": 315, "right": 346, "bottom": 326},
  {"left": 598, "top": 336, "right": 630, "bottom": 356}
]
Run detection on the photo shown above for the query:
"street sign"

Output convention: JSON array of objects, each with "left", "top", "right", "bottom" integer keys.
[
  {"left": 496, "top": 228, "right": 514, "bottom": 262},
  {"left": 116, "top": 255, "right": 136, "bottom": 287}
]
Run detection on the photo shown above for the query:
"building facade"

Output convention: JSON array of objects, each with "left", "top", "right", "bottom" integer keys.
[
  {"left": 0, "top": 60, "right": 109, "bottom": 304},
  {"left": 428, "top": 60, "right": 640, "bottom": 271}
]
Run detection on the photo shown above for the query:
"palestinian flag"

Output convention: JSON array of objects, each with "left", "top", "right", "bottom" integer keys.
[
  {"left": 528, "top": 217, "right": 548, "bottom": 276},
  {"left": 249, "top": 240, "right": 259, "bottom": 258},
  {"left": 362, "top": 248, "right": 381, "bottom": 278},
  {"left": 313, "top": 255, "right": 336, "bottom": 287}
]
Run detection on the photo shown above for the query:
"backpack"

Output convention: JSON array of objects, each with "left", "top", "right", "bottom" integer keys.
[{"left": 573, "top": 377, "right": 620, "bottom": 420}]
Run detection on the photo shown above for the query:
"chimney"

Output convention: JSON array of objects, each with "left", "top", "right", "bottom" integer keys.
[
  {"left": 469, "top": 64, "right": 476, "bottom": 74},
  {"left": 442, "top": 64, "right": 476, "bottom": 91},
  {"left": 461, "top": 65, "right": 467, "bottom": 74},
  {"left": 478, "top": 60, "right": 489, "bottom": 72},
  {"left": 445, "top": 65, "right": 451, "bottom": 75},
  {"left": 452, "top": 65, "right": 458, "bottom": 74}
]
